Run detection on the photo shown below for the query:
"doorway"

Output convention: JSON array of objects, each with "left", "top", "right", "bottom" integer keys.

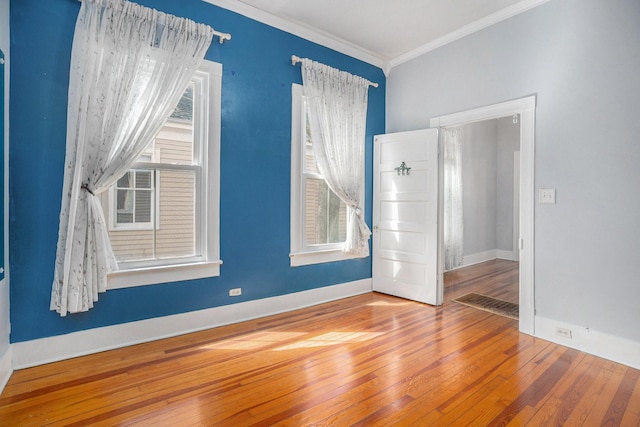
[
  {"left": 441, "top": 117, "right": 521, "bottom": 321},
  {"left": 430, "top": 96, "right": 535, "bottom": 335}
]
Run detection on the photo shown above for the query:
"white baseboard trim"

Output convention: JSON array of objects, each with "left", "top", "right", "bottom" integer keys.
[
  {"left": 0, "top": 347, "right": 12, "bottom": 395},
  {"left": 462, "top": 249, "right": 497, "bottom": 267},
  {"left": 459, "top": 249, "right": 516, "bottom": 268},
  {"left": 12, "top": 279, "right": 372, "bottom": 369},
  {"left": 535, "top": 316, "right": 640, "bottom": 370},
  {"left": 496, "top": 249, "right": 517, "bottom": 261}
]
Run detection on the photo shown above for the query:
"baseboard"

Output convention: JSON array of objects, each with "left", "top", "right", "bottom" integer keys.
[
  {"left": 0, "top": 347, "right": 12, "bottom": 394},
  {"left": 12, "top": 279, "right": 372, "bottom": 369},
  {"left": 496, "top": 249, "right": 517, "bottom": 261},
  {"left": 462, "top": 249, "right": 497, "bottom": 267},
  {"left": 535, "top": 316, "right": 640, "bottom": 370},
  {"left": 459, "top": 249, "right": 517, "bottom": 268}
]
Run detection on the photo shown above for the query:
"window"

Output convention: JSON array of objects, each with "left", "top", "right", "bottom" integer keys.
[
  {"left": 113, "top": 169, "right": 154, "bottom": 228},
  {"left": 290, "top": 84, "right": 359, "bottom": 266},
  {"left": 102, "top": 60, "right": 222, "bottom": 288}
]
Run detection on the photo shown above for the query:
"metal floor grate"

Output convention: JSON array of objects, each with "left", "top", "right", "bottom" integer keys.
[{"left": 452, "top": 292, "right": 519, "bottom": 320}]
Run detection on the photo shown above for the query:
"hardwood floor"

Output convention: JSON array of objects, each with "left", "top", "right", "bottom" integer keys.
[{"left": 1, "top": 259, "right": 639, "bottom": 426}]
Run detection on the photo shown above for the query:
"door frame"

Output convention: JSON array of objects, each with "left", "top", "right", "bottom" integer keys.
[{"left": 430, "top": 95, "right": 536, "bottom": 335}]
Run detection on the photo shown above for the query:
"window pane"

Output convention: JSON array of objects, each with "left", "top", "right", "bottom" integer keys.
[
  {"left": 109, "top": 169, "right": 196, "bottom": 262},
  {"left": 136, "top": 171, "right": 152, "bottom": 189},
  {"left": 117, "top": 172, "right": 131, "bottom": 188},
  {"left": 304, "top": 143, "right": 319, "bottom": 174},
  {"left": 130, "top": 85, "right": 195, "bottom": 166},
  {"left": 170, "top": 86, "right": 193, "bottom": 121},
  {"left": 303, "top": 110, "right": 320, "bottom": 174},
  {"left": 328, "top": 188, "right": 347, "bottom": 243},
  {"left": 155, "top": 169, "right": 196, "bottom": 259},
  {"left": 156, "top": 85, "right": 194, "bottom": 165},
  {"left": 116, "top": 189, "right": 133, "bottom": 213},
  {"left": 304, "top": 178, "right": 347, "bottom": 246},
  {"left": 116, "top": 212, "right": 134, "bottom": 224},
  {"left": 134, "top": 190, "right": 152, "bottom": 222},
  {"left": 110, "top": 229, "right": 154, "bottom": 262}
]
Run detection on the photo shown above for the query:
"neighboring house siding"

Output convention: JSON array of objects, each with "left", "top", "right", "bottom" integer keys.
[
  {"left": 304, "top": 180, "right": 318, "bottom": 245},
  {"left": 156, "top": 169, "right": 195, "bottom": 258},
  {"left": 109, "top": 230, "right": 154, "bottom": 261}
]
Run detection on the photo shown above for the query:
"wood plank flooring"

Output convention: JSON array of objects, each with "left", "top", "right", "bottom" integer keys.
[{"left": 1, "top": 259, "right": 639, "bottom": 426}]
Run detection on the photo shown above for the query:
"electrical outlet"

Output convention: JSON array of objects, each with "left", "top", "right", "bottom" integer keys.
[
  {"left": 229, "top": 288, "right": 242, "bottom": 297},
  {"left": 555, "top": 327, "right": 572, "bottom": 339},
  {"left": 539, "top": 188, "right": 556, "bottom": 204}
]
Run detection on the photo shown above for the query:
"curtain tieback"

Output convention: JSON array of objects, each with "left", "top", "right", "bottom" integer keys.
[{"left": 81, "top": 183, "right": 95, "bottom": 196}]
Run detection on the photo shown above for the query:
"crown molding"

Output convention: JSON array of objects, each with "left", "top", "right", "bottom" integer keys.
[
  {"left": 201, "top": 0, "right": 550, "bottom": 76},
  {"left": 387, "top": 0, "right": 551, "bottom": 72},
  {"left": 201, "top": 0, "right": 385, "bottom": 69}
]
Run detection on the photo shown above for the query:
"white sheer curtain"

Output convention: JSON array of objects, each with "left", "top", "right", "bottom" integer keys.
[
  {"left": 443, "top": 127, "right": 464, "bottom": 271},
  {"left": 51, "top": 0, "right": 213, "bottom": 316},
  {"left": 300, "top": 59, "right": 372, "bottom": 257}
]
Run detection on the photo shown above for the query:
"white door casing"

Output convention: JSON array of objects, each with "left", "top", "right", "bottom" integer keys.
[
  {"left": 372, "top": 129, "right": 443, "bottom": 305},
  {"left": 513, "top": 151, "right": 520, "bottom": 262},
  {"left": 430, "top": 95, "right": 536, "bottom": 335}
]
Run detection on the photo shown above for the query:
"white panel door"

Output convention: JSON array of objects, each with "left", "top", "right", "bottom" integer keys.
[{"left": 372, "top": 129, "right": 442, "bottom": 305}]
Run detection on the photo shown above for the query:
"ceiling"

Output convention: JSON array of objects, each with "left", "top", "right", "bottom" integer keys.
[{"left": 204, "top": 0, "right": 550, "bottom": 71}]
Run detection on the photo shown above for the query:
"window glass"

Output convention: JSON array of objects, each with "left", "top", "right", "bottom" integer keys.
[
  {"left": 155, "top": 169, "right": 196, "bottom": 259},
  {"left": 156, "top": 85, "right": 194, "bottom": 166},
  {"left": 114, "top": 170, "right": 153, "bottom": 226},
  {"left": 304, "top": 178, "right": 347, "bottom": 246}
]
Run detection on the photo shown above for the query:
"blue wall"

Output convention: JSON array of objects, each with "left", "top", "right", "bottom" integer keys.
[{"left": 9, "top": 0, "right": 385, "bottom": 342}]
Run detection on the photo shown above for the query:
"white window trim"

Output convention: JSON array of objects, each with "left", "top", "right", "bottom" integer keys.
[
  {"left": 108, "top": 60, "right": 222, "bottom": 289},
  {"left": 289, "top": 83, "right": 362, "bottom": 267}
]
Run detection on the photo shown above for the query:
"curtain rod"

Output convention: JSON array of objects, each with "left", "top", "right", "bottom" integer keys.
[
  {"left": 77, "top": 0, "right": 231, "bottom": 44},
  {"left": 291, "top": 55, "right": 379, "bottom": 88}
]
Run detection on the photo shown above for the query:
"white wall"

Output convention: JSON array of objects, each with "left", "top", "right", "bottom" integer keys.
[
  {"left": 459, "top": 118, "right": 519, "bottom": 263},
  {"left": 0, "top": 0, "right": 12, "bottom": 392},
  {"left": 387, "top": 0, "right": 640, "bottom": 348},
  {"left": 461, "top": 120, "right": 497, "bottom": 256},
  {"left": 496, "top": 117, "right": 520, "bottom": 252}
]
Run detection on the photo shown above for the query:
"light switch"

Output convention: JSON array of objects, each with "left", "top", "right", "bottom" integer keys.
[{"left": 539, "top": 188, "right": 556, "bottom": 204}]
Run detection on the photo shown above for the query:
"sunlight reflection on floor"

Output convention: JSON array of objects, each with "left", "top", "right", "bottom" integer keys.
[
  {"left": 367, "top": 300, "right": 415, "bottom": 307},
  {"left": 198, "top": 330, "right": 386, "bottom": 352},
  {"left": 274, "top": 331, "right": 384, "bottom": 350},
  {"left": 199, "top": 331, "right": 306, "bottom": 350}
]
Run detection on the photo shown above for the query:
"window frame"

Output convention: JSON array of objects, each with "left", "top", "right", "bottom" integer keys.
[
  {"left": 289, "top": 83, "right": 362, "bottom": 267},
  {"left": 107, "top": 60, "right": 222, "bottom": 289}
]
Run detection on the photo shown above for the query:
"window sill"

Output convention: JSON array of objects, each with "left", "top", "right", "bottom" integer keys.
[
  {"left": 108, "top": 260, "right": 222, "bottom": 289},
  {"left": 109, "top": 224, "right": 156, "bottom": 232},
  {"left": 290, "top": 248, "right": 364, "bottom": 267}
]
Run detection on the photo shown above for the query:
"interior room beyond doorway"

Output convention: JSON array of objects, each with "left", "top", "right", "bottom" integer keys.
[{"left": 442, "top": 116, "right": 521, "bottom": 310}]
